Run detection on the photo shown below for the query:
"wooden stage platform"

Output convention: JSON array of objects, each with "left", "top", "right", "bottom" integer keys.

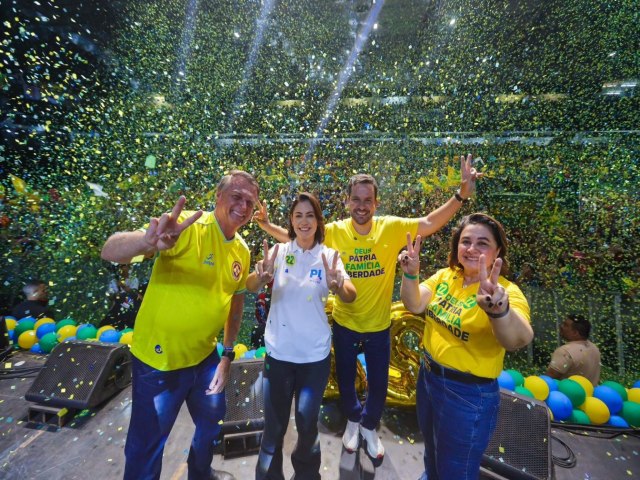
[{"left": 1, "top": 351, "right": 639, "bottom": 479}]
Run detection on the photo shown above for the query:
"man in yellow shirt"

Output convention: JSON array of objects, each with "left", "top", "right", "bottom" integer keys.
[
  {"left": 256, "top": 155, "right": 480, "bottom": 459},
  {"left": 101, "top": 170, "right": 259, "bottom": 480}
]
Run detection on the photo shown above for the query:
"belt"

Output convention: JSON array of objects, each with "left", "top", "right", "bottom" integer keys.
[{"left": 423, "top": 354, "right": 494, "bottom": 385}]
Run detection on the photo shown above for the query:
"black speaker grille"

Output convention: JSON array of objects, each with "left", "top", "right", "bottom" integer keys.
[
  {"left": 25, "top": 340, "right": 131, "bottom": 409},
  {"left": 223, "top": 358, "right": 264, "bottom": 432},
  {"left": 483, "top": 389, "right": 553, "bottom": 480}
]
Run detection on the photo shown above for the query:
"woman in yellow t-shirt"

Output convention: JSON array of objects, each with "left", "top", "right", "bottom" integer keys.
[{"left": 400, "top": 212, "right": 533, "bottom": 480}]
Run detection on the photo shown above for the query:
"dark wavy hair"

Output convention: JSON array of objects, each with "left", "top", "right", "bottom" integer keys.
[
  {"left": 448, "top": 212, "right": 510, "bottom": 276},
  {"left": 287, "top": 192, "right": 325, "bottom": 245}
]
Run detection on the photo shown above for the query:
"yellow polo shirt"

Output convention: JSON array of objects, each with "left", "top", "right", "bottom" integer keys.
[
  {"left": 131, "top": 211, "right": 249, "bottom": 371},
  {"left": 325, "top": 216, "right": 419, "bottom": 332}
]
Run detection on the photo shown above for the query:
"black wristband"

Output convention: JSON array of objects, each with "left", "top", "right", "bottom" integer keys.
[
  {"left": 487, "top": 305, "right": 510, "bottom": 319},
  {"left": 454, "top": 190, "right": 469, "bottom": 203}
]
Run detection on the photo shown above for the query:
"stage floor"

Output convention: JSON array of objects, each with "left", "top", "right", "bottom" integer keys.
[{"left": 1, "top": 351, "right": 639, "bottom": 479}]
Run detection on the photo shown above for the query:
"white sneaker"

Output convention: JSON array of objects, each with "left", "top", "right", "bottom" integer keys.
[
  {"left": 360, "top": 425, "right": 385, "bottom": 459},
  {"left": 342, "top": 420, "right": 360, "bottom": 452}
]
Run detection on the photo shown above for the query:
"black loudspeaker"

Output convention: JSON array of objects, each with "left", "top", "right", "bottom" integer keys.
[
  {"left": 0, "top": 317, "right": 12, "bottom": 361},
  {"left": 222, "top": 358, "right": 265, "bottom": 434},
  {"left": 482, "top": 389, "right": 553, "bottom": 480},
  {"left": 25, "top": 340, "right": 131, "bottom": 409}
]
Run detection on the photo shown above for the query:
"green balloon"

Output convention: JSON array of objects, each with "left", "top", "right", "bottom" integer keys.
[
  {"left": 558, "top": 379, "right": 586, "bottom": 408},
  {"left": 255, "top": 346, "right": 267, "bottom": 359},
  {"left": 506, "top": 369, "right": 524, "bottom": 387},
  {"left": 515, "top": 385, "right": 534, "bottom": 398},
  {"left": 14, "top": 320, "right": 36, "bottom": 338},
  {"left": 39, "top": 332, "right": 59, "bottom": 354},
  {"left": 621, "top": 401, "right": 640, "bottom": 427},
  {"left": 569, "top": 409, "right": 591, "bottom": 425},
  {"left": 55, "top": 319, "right": 77, "bottom": 332},
  {"left": 602, "top": 381, "right": 628, "bottom": 401},
  {"left": 76, "top": 325, "right": 98, "bottom": 340}
]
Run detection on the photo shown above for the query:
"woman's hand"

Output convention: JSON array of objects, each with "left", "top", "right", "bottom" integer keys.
[
  {"left": 322, "top": 251, "right": 344, "bottom": 294},
  {"left": 476, "top": 255, "right": 509, "bottom": 317},
  {"left": 253, "top": 200, "right": 270, "bottom": 226},
  {"left": 255, "top": 239, "right": 279, "bottom": 285},
  {"left": 459, "top": 154, "right": 484, "bottom": 200},
  {"left": 398, "top": 232, "right": 422, "bottom": 276}
]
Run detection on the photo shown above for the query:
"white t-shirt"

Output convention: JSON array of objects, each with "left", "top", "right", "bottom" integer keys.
[{"left": 265, "top": 240, "right": 349, "bottom": 363}]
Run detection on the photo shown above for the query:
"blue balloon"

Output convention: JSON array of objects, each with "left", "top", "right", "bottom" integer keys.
[
  {"left": 594, "top": 385, "right": 623, "bottom": 415},
  {"left": 18, "top": 316, "right": 36, "bottom": 323},
  {"left": 633, "top": 380, "right": 640, "bottom": 389},
  {"left": 217, "top": 342, "right": 224, "bottom": 356},
  {"left": 99, "top": 329, "right": 121, "bottom": 343},
  {"left": 30, "top": 343, "right": 43, "bottom": 354},
  {"left": 63, "top": 336, "right": 77, "bottom": 343},
  {"left": 36, "top": 323, "right": 56, "bottom": 339},
  {"left": 497, "top": 370, "right": 516, "bottom": 391},
  {"left": 608, "top": 415, "right": 630, "bottom": 428},
  {"left": 539, "top": 375, "right": 559, "bottom": 392},
  {"left": 244, "top": 349, "right": 256, "bottom": 359},
  {"left": 546, "top": 391, "right": 573, "bottom": 421}
]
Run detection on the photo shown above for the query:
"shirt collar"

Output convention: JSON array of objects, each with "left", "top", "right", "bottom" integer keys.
[{"left": 291, "top": 239, "right": 321, "bottom": 254}]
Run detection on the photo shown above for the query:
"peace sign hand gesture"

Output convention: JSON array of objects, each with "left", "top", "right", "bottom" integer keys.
[
  {"left": 476, "top": 255, "right": 509, "bottom": 317},
  {"left": 254, "top": 239, "right": 279, "bottom": 285},
  {"left": 253, "top": 200, "right": 270, "bottom": 225},
  {"left": 459, "top": 153, "right": 484, "bottom": 200},
  {"left": 322, "top": 251, "right": 344, "bottom": 294},
  {"left": 398, "top": 233, "right": 422, "bottom": 277},
  {"left": 144, "top": 196, "right": 203, "bottom": 252}
]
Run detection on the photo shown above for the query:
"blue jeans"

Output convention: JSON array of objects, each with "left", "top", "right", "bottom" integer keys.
[
  {"left": 256, "top": 354, "right": 330, "bottom": 480},
  {"left": 416, "top": 360, "right": 500, "bottom": 480},
  {"left": 332, "top": 322, "right": 390, "bottom": 430},
  {"left": 124, "top": 351, "right": 226, "bottom": 480}
]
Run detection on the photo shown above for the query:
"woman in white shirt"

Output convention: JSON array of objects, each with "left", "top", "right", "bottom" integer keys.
[{"left": 248, "top": 192, "right": 356, "bottom": 480}]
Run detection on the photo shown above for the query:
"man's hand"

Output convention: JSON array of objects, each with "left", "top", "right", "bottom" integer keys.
[
  {"left": 143, "top": 196, "right": 203, "bottom": 252},
  {"left": 459, "top": 154, "right": 484, "bottom": 200},
  {"left": 206, "top": 357, "right": 231, "bottom": 395}
]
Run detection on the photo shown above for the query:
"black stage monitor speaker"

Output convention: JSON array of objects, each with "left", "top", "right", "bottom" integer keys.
[
  {"left": 0, "top": 317, "right": 11, "bottom": 361},
  {"left": 482, "top": 389, "right": 553, "bottom": 480},
  {"left": 25, "top": 340, "right": 131, "bottom": 409},
  {"left": 222, "top": 358, "right": 265, "bottom": 434}
]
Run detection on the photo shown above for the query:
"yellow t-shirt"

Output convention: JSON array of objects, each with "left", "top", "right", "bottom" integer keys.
[
  {"left": 325, "top": 216, "right": 419, "bottom": 332},
  {"left": 421, "top": 267, "right": 530, "bottom": 379},
  {"left": 131, "top": 211, "right": 250, "bottom": 371}
]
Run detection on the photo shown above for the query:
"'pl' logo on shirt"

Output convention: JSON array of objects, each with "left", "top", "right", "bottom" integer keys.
[{"left": 309, "top": 269, "right": 323, "bottom": 283}]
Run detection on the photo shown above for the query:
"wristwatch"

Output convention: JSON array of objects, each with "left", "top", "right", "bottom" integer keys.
[
  {"left": 221, "top": 347, "right": 235, "bottom": 361},
  {"left": 454, "top": 189, "right": 470, "bottom": 204}
]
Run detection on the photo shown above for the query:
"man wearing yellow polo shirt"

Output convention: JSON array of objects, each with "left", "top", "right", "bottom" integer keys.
[
  {"left": 255, "top": 155, "right": 480, "bottom": 460},
  {"left": 101, "top": 170, "right": 259, "bottom": 480}
]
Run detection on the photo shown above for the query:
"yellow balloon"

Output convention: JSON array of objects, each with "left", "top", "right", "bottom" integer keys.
[
  {"left": 34, "top": 317, "right": 55, "bottom": 331},
  {"left": 5, "top": 318, "right": 17, "bottom": 331},
  {"left": 96, "top": 325, "right": 115, "bottom": 339},
  {"left": 628, "top": 388, "right": 640, "bottom": 404},
  {"left": 120, "top": 331, "right": 134, "bottom": 345},
  {"left": 569, "top": 375, "right": 594, "bottom": 397},
  {"left": 233, "top": 343, "right": 248, "bottom": 358},
  {"left": 524, "top": 375, "right": 550, "bottom": 401},
  {"left": 579, "top": 397, "right": 610, "bottom": 424},
  {"left": 18, "top": 330, "right": 37, "bottom": 349},
  {"left": 57, "top": 325, "right": 77, "bottom": 341}
]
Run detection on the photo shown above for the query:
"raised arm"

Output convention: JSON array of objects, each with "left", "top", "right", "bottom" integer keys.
[
  {"left": 253, "top": 200, "right": 290, "bottom": 243},
  {"left": 476, "top": 256, "right": 534, "bottom": 351},
  {"left": 416, "top": 154, "right": 482, "bottom": 238},
  {"left": 399, "top": 233, "right": 433, "bottom": 313},
  {"left": 101, "top": 196, "right": 203, "bottom": 264}
]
